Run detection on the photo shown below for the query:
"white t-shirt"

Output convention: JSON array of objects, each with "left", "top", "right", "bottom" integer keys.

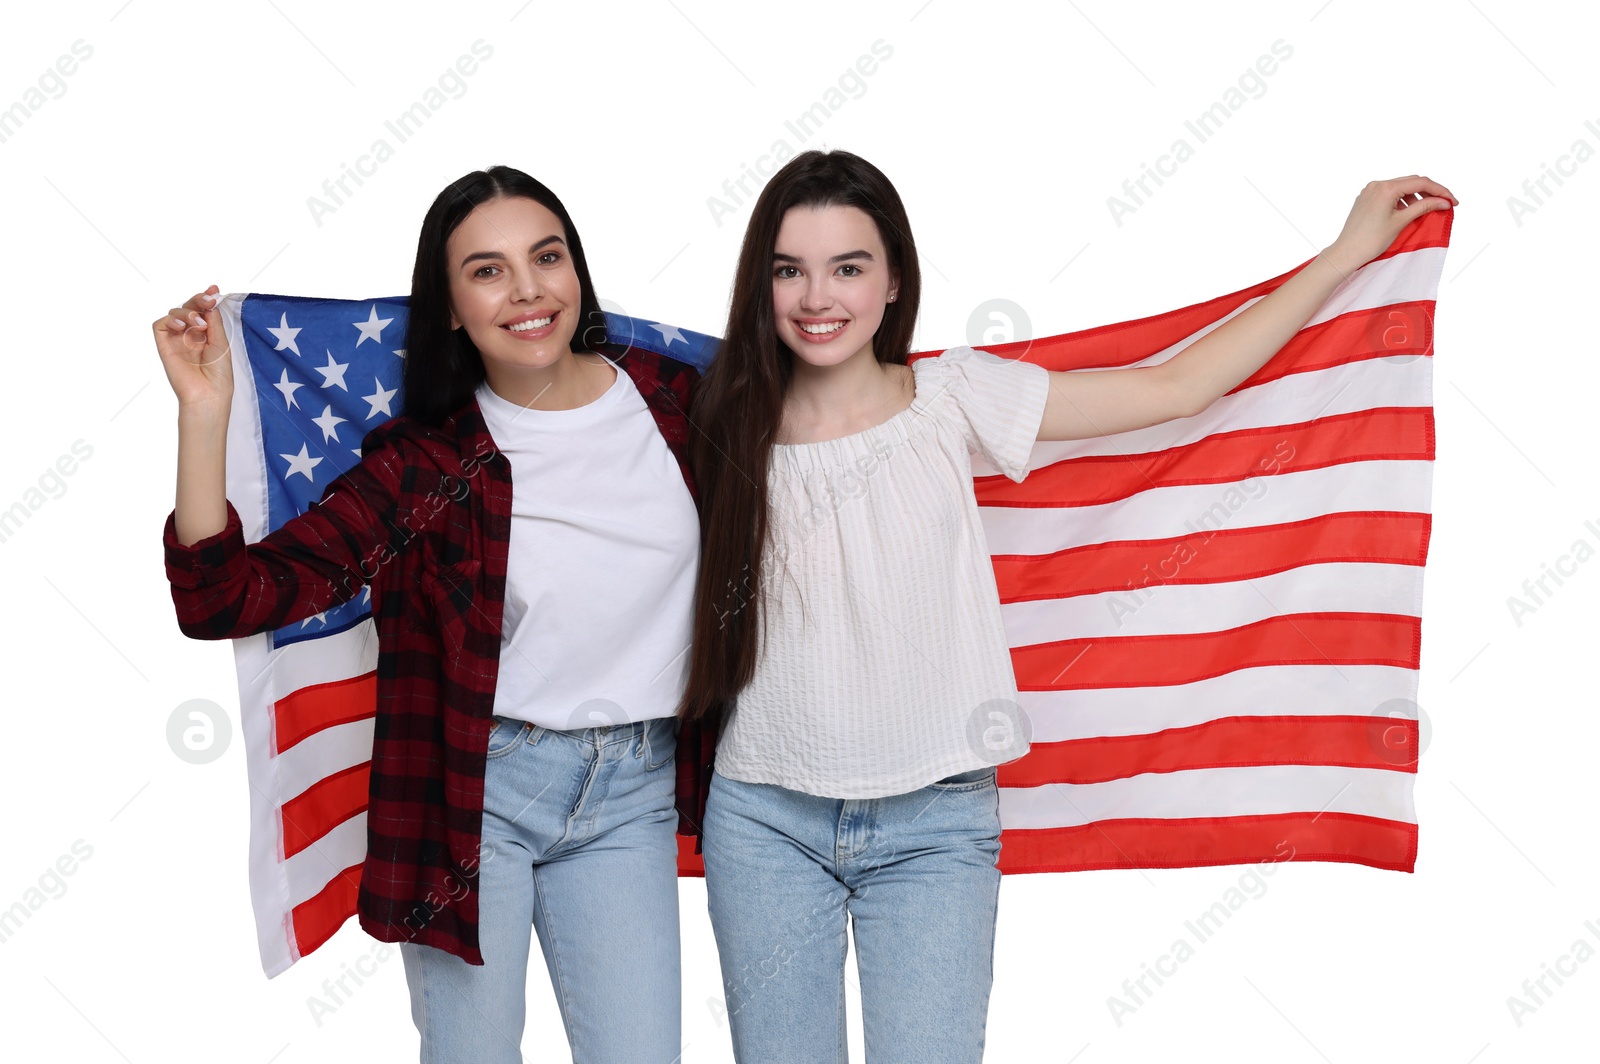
[
  {"left": 474, "top": 362, "right": 699, "bottom": 730},
  {"left": 714, "top": 345, "right": 1051, "bottom": 798}
]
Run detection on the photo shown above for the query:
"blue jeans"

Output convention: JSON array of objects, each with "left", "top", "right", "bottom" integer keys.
[
  {"left": 702, "top": 766, "right": 1003, "bottom": 1063},
  {"left": 400, "top": 715, "right": 681, "bottom": 1064}
]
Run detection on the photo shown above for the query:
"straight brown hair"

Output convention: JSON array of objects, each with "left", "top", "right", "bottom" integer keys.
[{"left": 678, "top": 150, "right": 922, "bottom": 722}]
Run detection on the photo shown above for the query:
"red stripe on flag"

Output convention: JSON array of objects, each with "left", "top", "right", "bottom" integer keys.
[
  {"left": 273, "top": 671, "right": 377, "bottom": 755},
  {"left": 977, "top": 407, "right": 1433, "bottom": 508},
  {"left": 964, "top": 289, "right": 1263, "bottom": 372},
  {"left": 996, "top": 811, "right": 1417, "bottom": 873},
  {"left": 281, "top": 762, "right": 371, "bottom": 859},
  {"left": 994, "top": 511, "right": 1432, "bottom": 603},
  {"left": 676, "top": 833, "right": 706, "bottom": 877},
  {"left": 998, "top": 715, "right": 1421, "bottom": 787},
  {"left": 1011, "top": 612, "right": 1422, "bottom": 689},
  {"left": 1373, "top": 205, "right": 1452, "bottom": 261},
  {"left": 910, "top": 210, "right": 1450, "bottom": 375},
  {"left": 1233, "top": 302, "right": 1436, "bottom": 393},
  {"left": 290, "top": 863, "right": 364, "bottom": 957}
]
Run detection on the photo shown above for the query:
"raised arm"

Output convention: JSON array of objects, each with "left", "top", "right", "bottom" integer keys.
[
  {"left": 155, "top": 284, "right": 234, "bottom": 544},
  {"left": 154, "top": 286, "right": 415, "bottom": 639},
  {"left": 1035, "top": 175, "right": 1457, "bottom": 442}
]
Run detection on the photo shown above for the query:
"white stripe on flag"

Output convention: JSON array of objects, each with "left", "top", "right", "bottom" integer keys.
[
  {"left": 997, "top": 764, "right": 1417, "bottom": 828},
  {"left": 1302, "top": 245, "right": 1445, "bottom": 332},
  {"left": 979, "top": 460, "right": 1432, "bottom": 556},
  {"left": 1001, "top": 560, "right": 1420, "bottom": 644},
  {"left": 247, "top": 620, "right": 378, "bottom": 700},
  {"left": 1018, "top": 664, "right": 1420, "bottom": 742},
  {"left": 276, "top": 717, "right": 375, "bottom": 802},
  {"left": 284, "top": 812, "right": 368, "bottom": 912},
  {"left": 219, "top": 293, "right": 301, "bottom": 977}
]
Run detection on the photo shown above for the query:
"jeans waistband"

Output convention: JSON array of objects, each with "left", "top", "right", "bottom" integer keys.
[{"left": 492, "top": 714, "right": 675, "bottom": 753}]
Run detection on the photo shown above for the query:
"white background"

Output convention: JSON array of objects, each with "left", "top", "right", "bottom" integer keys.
[{"left": 1, "top": 1, "right": 1595, "bottom": 1061}]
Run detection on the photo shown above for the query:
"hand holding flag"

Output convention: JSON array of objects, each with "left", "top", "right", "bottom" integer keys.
[
  {"left": 1325, "top": 175, "right": 1459, "bottom": 277},
  {"left": 152, "top": 283, "right": 233, "bottom": 411}
]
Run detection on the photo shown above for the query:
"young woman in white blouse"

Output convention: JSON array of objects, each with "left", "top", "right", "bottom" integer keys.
[{"left": 677, "top": 150, "right": 1454, "bottom": 1062}]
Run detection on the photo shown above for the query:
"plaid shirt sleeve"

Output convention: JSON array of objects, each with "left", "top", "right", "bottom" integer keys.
[{"left": 162, "top": 422, "right": 413, "bottom": 638}]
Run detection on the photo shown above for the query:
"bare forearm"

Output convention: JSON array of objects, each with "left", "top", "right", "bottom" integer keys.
[
  {"left": 1163, "top": 247, "right": 1357, "bottom": 416},
  {"left": 174, "top": 404, "right": 230, "bottom": 545},
  {"left": 1037, "top": 179, "right": 1455, "bottom": 442}
]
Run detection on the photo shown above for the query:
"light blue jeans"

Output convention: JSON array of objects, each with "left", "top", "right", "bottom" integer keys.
[
  {"left": 702, "top": 766, "right": 1003, "bottom": 1063},
  {"left": 400, "top": 715, "right": 681, "bottom": 1064}
]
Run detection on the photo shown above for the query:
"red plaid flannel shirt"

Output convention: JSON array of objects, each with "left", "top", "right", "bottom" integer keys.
[{"left": 162, "top": 346, "right": 714, "bottom": 965}]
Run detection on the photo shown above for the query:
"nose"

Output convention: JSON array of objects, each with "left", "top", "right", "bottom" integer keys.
[
  {"left": 799, "top": 274, "right": 832, "bottom": 312},
  {"left": 508, "top": 263, "right": 542, "bottom": 302}
]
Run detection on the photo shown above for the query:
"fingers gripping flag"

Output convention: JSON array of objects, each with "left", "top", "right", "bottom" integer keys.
[{"left": 210, "top": 210, "right": 1446, "bottom": 975}]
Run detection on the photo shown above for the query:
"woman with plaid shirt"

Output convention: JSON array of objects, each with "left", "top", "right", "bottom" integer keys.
[{"left": 157, "top": 166, "right": 705, "bottom": 1064}]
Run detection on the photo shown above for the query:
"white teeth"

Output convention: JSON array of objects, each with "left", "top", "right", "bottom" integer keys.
[
  {"left": 799, "top": 321, "right": 846, "bottom": 335},
  {"left": 506, "top": 315, "right": 554, "bottom": 332}
]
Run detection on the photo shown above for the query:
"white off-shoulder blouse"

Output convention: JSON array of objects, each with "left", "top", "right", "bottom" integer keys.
[{"left": 714, "top": 345, "right": 1051, "bottom": 798}]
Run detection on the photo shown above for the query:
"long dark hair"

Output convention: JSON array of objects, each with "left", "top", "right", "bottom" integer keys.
[
  {"left": 402, "top": 165, "right": 606, "bottom": 425},
  {"left": 678, "top": 150, "right": 922, "bottom": 722}
]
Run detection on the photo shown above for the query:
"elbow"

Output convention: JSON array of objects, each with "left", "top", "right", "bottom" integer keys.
[
  {"left": 1171, "top": 377, "right": 1203, "bottom": 419},
  {"left": 175, "top": 614, "right": 230, "bottom": 641},
  {"left": 1165, "top": 372, "right": 1212, "bottom": 421},
  {"left": 176, "top": 624, "right": 211, "bottom": 642},
  {"left": 170, "top": 588, "right": 252, "bottom": 641},
  {"left": 1178, "top": 391, "right": 1212, "bottom": 420}
]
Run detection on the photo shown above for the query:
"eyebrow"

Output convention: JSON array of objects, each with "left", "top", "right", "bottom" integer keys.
[
  {"left": 773, "top": 249, "right": 875, "bottom": 265},
  {"left": 460, "top": 234, "right": 566, "bottom": 268}
]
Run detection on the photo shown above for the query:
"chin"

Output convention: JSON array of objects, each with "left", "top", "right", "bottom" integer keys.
[
  {"left": 790, "top": 347, "right": 850, "bottom": 370},
  {"left": 484, "top": 342, "right": 571, "bottom": 373}
]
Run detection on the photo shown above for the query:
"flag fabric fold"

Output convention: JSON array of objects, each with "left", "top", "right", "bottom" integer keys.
[{"left": 207, "top": 210, "right": 1446, "bottom": 975}]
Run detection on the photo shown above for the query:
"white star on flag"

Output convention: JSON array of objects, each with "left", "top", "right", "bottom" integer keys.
[
  {"left": 311, "top": 405, "right": 346, "bottom": 443},
  {"left": 278, "top": 443, "right": 323, "bottom": 483},
  {"left": 353, "top": 305, "right": 394, "bottom": 347},
  {"left": 650, "top": 322, "right": 687, "bottom": 347},
  {"left": 315, "top": 350, "right": 350, "bottom": 391},
  {"left": 273, "top": 369, "right": 304, "bottom": 411},
  {"left": 268, "top": 313, "right": 302, "bottom": 356},
  {"left": 362, "top": 378, "right": 398, "bottom": 420}
]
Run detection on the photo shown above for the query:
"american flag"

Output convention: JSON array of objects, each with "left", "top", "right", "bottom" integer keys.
[{"left": 211, "top": 209, "right": 1445, "bottom": 975}]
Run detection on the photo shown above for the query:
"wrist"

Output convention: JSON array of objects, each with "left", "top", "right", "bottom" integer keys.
[
  {"left": 177, "top": 398, "right": 231, "bottom": 429},
  {"left": 177, "top": 409, "right": 231, "bottom": 454},
  {"left": 1315, "top": 245, "right": 1364, "bottom": 282}
]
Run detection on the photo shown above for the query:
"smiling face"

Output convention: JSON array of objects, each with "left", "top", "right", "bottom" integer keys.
[
  {"left": 445, "top": 195, "right": 583, "bottom": 378},
  {"left": 771, "top": 204, "right": 899, "bottom": 369}
]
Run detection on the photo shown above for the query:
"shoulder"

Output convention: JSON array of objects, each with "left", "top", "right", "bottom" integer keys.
[
  {"left": 360, "top": 414, "right": 450, "bottom": 457},
  {"left": 914, "top": 345, "right": 1044, "bottom": 392},
  {"left": 913, "top": 345, "right": 1010, "bottom": 374},
  {"left": 356, "top": 406, "right": 492, "bottom": 482},
  {"left": 600, "top": 342, "right": 699, "bottom": 411},
  {"left": 910, "top": 345, "right": 976, "bottom": 395}
]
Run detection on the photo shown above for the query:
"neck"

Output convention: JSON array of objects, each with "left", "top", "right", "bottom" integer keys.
[
  {"left": 782, "top": 339, "right": 911, "bottom": 442},
  {"left": 483, "top": 350, "right": 614, "bottom": 410}
]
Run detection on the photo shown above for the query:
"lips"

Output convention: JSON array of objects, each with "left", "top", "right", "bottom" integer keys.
[
  {"left": 500, "top": 310, "right": 559, "bottom": 341},
  {"left": 792, "top": 318, "right": 849, "bottom": 344}
]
